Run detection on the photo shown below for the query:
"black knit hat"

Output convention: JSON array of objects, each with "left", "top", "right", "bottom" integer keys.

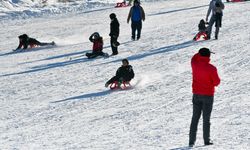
[
  {"left": 109, "top": 13, "right": 116, "bottom": 19},
  {"left": 199, "top": 47, "right": 214, "bottom": 57},
  {"left": 134, "top": 0, "right": 140, "bottom": 4},
  {"left": 19, "top": 34, "right": 28, "bottom": 39},
  {"left": 122, "top": 59, "right": 129, "bottom": 64}
]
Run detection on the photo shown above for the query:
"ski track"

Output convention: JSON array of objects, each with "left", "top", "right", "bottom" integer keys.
[{"left": 0, "top": 0, "right": 250, "bottom": 149}]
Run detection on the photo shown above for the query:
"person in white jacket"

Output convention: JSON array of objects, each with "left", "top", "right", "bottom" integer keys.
[{"left": 206, "top": 0, "right": 225, "bottom": 40}]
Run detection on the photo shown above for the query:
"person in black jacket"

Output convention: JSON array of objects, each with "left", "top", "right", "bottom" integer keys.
[
  {"left": 105, "top": 59, "right": 134, "bottom": 87},
  {"left": 109, "top": 13, "right": 120, "bottom": 55},
  {"left": 15, "top": 34, "right": 55, "bottom": 50}
]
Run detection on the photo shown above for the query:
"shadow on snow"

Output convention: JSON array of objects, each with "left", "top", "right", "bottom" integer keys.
[
  {"left": 0, "top": 57, "right": 93, "bottom": 77},
  {"left": 148, "top": 5, "right": 208, "bottom": 16},
  {"left": 95, "top": 40, "right": 196, "bottom": 66},
  {"left": 51, "top": 90, "right": 112, "bottom": 103}
]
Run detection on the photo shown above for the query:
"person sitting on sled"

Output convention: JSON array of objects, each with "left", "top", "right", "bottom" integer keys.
[
  {"left": 86, "top": 32, "right": 107, "bottom": 59},
  {"left": 105, "top": 59, "right": 134, "bottom": 88},
  {"left": 15, "top": 34, "right": 55, "bottom": 50},
  {"left": 193, "top": 19, "right": 208, "bottom": 41}
]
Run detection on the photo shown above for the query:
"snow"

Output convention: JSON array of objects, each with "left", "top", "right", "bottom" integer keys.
[{"left": 0, "top": 0, "right": 250, "bottom": 149}]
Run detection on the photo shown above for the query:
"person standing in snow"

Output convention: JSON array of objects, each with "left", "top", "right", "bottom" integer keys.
[
  {"left": 127, "top": 0, "right": 145, "bottom": 41},
  {"left": 15, "top": 34, "right": 55, "bottom": 50},
  {"left": 189, "top": 48, "right": 220, "bottom": 147},
  {"left": 105, "top": 59, "right": 134, "bottom": 87},
  {"left": 109, "top": 13, "right": 120, "bottom": 55},
  {"left": 206, "top": 0, "right": 225, "bottom": 40}
]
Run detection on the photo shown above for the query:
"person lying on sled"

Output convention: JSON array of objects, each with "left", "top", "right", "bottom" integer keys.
[
  {"left": 193, "top": 19, "right": 208, "bottom": 41},
  {"left": 105, "top": 59, "right": 134, "bottom": 88},
  {"left": 86, "top": 32, "right": 106, "bottom": 59},
  {"left": 16, "top": 34, "right": 55, "bottom": 50}
]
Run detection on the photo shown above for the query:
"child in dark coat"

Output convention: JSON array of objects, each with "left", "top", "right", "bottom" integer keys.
[
  {"left": 193, "top": 19, "right": 208, "bottom": 41},
  {"left": 109, "top": 13, "right": 120, "bottom": 55},
  {"left": 105, "top": 59, "right": 134, "bottom": 87},
  {"left": 15, "top": 34, "right": 55, "bottom": 50},
  {"left": 86, "top": 32, "right": 107, "bottom": 59}
]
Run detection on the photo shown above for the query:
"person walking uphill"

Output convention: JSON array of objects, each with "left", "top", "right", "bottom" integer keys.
[
  {"left": 206, "top": 0, "right": 225, "bottom": 40},
  {"left": 109, "top": 13, "right": 120, "bottom": 55},
  {"left": 127, "top": 0, "right": 145, "bottom": 41},
  {"left": 189, "top": 48, "right": 220, "bottom": 147}
]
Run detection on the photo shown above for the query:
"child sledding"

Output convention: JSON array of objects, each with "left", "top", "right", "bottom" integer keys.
[
  {"left": 226, "top": 0, "right": 249, "bottom": 2},
  {"left": 86, "top": 32, "right": 108, "bottom": 59},
  {"left": 15, "top": 34, "right": 55, "bottom": 51},
  {"left": 193, "top": 19, "right": 209, "bottom": 41},
  {"left": 105, "top": 59, "right": 134, "bottom": 90},
  {"left": 115, "top": 0, "right": 130, "bottom": 8}
]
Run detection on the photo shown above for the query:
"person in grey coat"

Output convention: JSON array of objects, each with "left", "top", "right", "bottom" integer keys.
[{"left": 206, "top": 0, "right": 225, "bottom": 40}]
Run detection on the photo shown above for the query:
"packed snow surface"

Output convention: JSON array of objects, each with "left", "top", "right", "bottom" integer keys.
[{"left": 0, "top": 0, "right": 250, "bottom": 149}]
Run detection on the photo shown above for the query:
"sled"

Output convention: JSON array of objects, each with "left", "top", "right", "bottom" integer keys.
[
  {"left": 110, "top": 81, "right": 131, "bottom": 90},
  {"left": 227, "top": 0, "right": 245, "bottom": 2},
  {"left": 193, "top": 31, "right": 208, "bottom": 41},
  {"left": 30, "top": 44, "right": 38, "bottom": 48},
  {"left": 115, "top": 2, "right": 130, "bottom": 8}
]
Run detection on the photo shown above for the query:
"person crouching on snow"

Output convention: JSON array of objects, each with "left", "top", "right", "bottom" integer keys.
[
  {"left": 15, "top": 34, "right": 55, "bottom": 50},
  {"left": 86, "top": 32, "right": 106, "bottom": 59},
  {"left": 105, "top": 59, "right": 134, "bottom": 87}
]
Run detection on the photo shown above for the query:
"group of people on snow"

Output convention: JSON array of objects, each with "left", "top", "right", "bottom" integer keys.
[
  {"left": 86, "top": 0, "right": 145, "bottom": 58},
  {"left": 194, "top": 0, "right": 224, "bottom": 40},
  {"left": 14, "top": 1, "right": 226, "bottom": 146}
]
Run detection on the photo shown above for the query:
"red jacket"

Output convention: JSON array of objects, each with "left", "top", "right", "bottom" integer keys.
[
  {"left": 191, "top": 53, "right": 220, "bottom": 96},
  {"left": 91, "top": 38, "right": 103, "bottom": 52}
]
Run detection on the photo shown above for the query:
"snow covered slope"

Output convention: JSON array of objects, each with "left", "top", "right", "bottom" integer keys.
[
  {"left": 0, "top": 0, "right": 115, "bottom": 20},
  {"left": 0, "top": 0, "right": 250, "bottom": 149}
]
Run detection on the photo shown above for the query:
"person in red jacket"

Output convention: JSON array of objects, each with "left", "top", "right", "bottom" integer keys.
[
  {"left": 86, "top": 32, "right": 107, "bottom": 59},
  {"left": 189, "top": 48, "right": 220, "bottom": 147}
]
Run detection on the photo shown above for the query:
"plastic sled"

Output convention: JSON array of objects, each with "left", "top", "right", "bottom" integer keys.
[
  {"left": 115, "top": 2, "right": 129, "bottom": 8},
  {"left": 110, "top": 81, "right": 131, "bottom": 90},
  {"left": 194, "top": 32, "right": 208, "bottom": 41},
  {"left": 30, "top": 44, "right": 38, "bottom": 48},
  {"left": 227, "top": 0, "right": 244, "bottom": 2}
]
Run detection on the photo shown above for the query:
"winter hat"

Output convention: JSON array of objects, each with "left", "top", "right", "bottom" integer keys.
[
  {"left": 122, "top": 59, "right": 129, "bottom": 64},
  {"left": 93, "top": 32, "right": 100, "bottom": 38},
  {"left": 19, "top": 34, "right": 28, "bottom": 39},
  {"left": 110, "top": 13, "right": 116, "bottom": 19},
  {"left": 199, "top": 47, "right": 214, "bottom": 57},
  {"left": 134, "top": 0, "right": 140, "bottom": 4}
]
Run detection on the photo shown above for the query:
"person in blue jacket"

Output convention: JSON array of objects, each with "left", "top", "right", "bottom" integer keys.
[{"left": 127, "top": 0, "right": 145, "bottom": 41}]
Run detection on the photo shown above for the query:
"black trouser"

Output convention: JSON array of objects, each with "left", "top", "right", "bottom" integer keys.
[
  {"left": 31, "top": 39, "right": 52, "bottom": 46},
  {"left": 131, "top": 21, "right": 142, "bottom": 40},
  {"left": 111, "top": 36, "right": 118, "bottom": 55},
  {"left": 189, "top": 94, "right": 214, "bottom": 145},
  {"left": 207, "top": 13, "right": 222, "bottom": 38},
  {"left": 86, "top": 51, "right": 104, "bottom": 59},
  {"left": 215, "top": 13, "right": 222, "bottom": 28},
  {"left": 107, "top": 76, "right": 131, "bottom": 84}
]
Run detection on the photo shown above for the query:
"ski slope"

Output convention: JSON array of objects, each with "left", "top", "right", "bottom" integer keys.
[{"left": 0, "top": 0, "right": 250, "bottom": 149}]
